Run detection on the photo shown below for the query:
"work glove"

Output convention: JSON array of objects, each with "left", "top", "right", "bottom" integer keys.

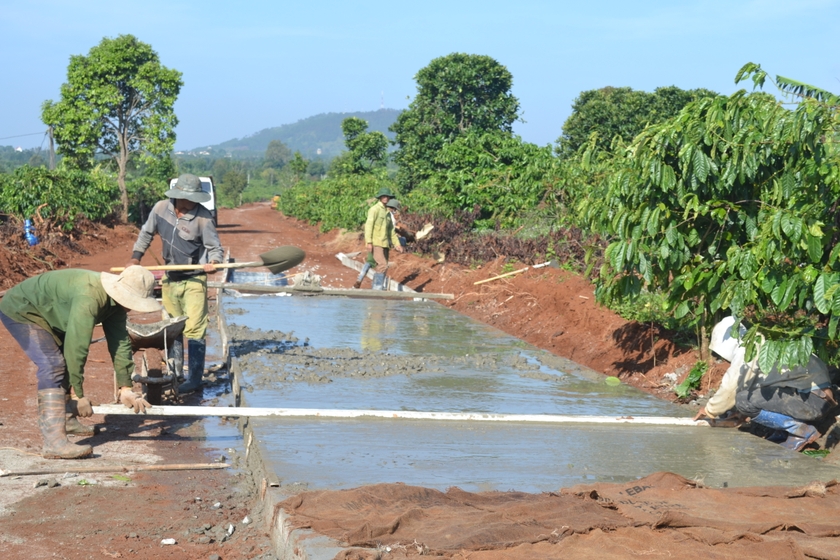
[
  {"left": 119, "top": 387, "right": 151, "bottom": 414},
  {"left": 71, "top": 396, "right": 94, "bottom": 418}
]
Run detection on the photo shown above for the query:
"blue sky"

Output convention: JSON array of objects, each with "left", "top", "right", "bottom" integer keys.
[{"left": 1, "top": 0, "right": 837, "bottom": 152}]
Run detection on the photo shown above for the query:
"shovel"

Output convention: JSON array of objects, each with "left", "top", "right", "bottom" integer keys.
[
  {"left": 110, "top": 246, "right": 306, "bottom": 276},
  {"left": 415, "top": 223, "right": 434, "bottom": 240}
]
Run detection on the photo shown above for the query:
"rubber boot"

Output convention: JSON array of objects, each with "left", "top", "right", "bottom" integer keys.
[
  {"left": 751, "top": 410, "right": 819, "bottom": 452},
  {"left": 372, "top": 273, "right": 386, "bottom": 291},
  {"left": 64, "top": 393, "right": 95, "bottom": 436},
  {"left": 39, "top": 389, "right": 92, "bottom": 459},
  {"left": 168, "top": 335, "right": 184, "bottom": 382},
  {"left": 178, "top": 339, "right": 206, "bottom": 395}
]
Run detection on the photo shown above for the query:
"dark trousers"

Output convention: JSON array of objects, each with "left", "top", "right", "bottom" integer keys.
[
  {"left": 735, "top": 385, "right": 833, "bottom": 422},
  {"left": 0, "top": 311, "right": 67, "bottom": 391}
]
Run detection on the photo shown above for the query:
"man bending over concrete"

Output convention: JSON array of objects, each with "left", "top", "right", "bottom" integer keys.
[
  {"left": 694, "top": 316, "right": 836, "bottom": 452},
  {"left": 0, "top": 267, "right": 161, "bottom": 459}
]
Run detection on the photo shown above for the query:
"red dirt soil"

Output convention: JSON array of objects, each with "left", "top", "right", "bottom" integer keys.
[{"left": 0, "top": 203, "right": 730, "bottom": 559}]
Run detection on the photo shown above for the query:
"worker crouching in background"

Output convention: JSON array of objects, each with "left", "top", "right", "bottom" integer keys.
[
  {"left": 0, "top": 267, "right": 161, "bottom": 459},
  {"left": 385, "top": 198, "right": 416, "bottom": 247},
  {"left": 695, "top": 316, "right": 837, "bottom": 452}
]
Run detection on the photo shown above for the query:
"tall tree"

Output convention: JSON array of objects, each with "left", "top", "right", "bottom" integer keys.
[
  {"left": 557, "top": 86, "right": 717, "bottom": 158},
  {"left": 218, "top": 169, "right": 248, "bottom": 205},
  {"left": 330, "top": 117, "right": 388, "bottom": 176},
  {"left": 264, "top": 139, "right": 292, "bottom": 170},
  {"left": 391, "top": 53, "right": 520, "bottom": 192},
  {"left": 42, "top": 35, "right": 183, "bottom": 222},
  {"left": 582, "top": 65, "right": 840, "bottom": 366},
  {"left": 289, "top": 152, "right": 309, "bottom": 182}
]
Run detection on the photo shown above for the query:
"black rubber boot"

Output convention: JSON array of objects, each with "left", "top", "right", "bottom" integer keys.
[
  {"left": 178, "top": 339, "right": 206, "bottom": 394},
  {"left": 168, "top": 335, "right": 184, "bottom": 381}
]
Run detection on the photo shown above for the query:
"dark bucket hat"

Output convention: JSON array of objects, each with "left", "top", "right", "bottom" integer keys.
[
  {"left": 375, "top": 187, "right": 395, "bottom": 199},
  {"left": 165, "top": 174, "right": 211, "bottom": 203}
]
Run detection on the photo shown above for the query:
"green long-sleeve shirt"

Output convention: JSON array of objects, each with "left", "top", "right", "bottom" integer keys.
[
  {"left": 0, "top": 269, "right": 134, "bottom": 397},
  {"left": 364, "top": 201, "right": 400, "bottom": 248}
]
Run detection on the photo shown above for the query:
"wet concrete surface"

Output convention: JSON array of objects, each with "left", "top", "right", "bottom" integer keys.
[{"left": 221, "top": 294, "right": 840, "bottom": 492}]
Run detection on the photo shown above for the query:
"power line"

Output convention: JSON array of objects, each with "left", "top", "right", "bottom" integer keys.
[{"left": 0, "top": 132, "right": 44, "bottom": 141}]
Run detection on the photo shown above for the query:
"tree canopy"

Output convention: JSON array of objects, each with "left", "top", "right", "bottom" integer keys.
[
  {"left": 391, "top": 53, "right": 520, "bottom": 192},
  {"left": 329, "top": 117, "right": 389, "bottom": 176},
  {"left": 264, "top": 139, "right": 292, "bottom": 170},
  {"left": 405, "top": 130, "right": 559, "bottom": 228},
  {"left": 582, "top": 65, "right": 840, "bottom": 367},
  {"left": 557, "top": 86, "right": 718, "bottom": 158},
  {"left": 42, "top": 34, "right": 182, "bottom": 222}
]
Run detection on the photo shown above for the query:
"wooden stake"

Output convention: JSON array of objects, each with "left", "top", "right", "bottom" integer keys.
[{"left": 474, "top": 267, "right": 529, "bottom": 285}]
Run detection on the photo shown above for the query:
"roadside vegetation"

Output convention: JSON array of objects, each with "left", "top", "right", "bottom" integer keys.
[{"left": 2, "top": 37, "right": 839, "bottom": 394}]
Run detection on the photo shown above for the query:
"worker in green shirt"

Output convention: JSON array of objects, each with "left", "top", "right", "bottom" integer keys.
[
  {"left": 0, "top": 266, "right": 161, "bottom": 459},
  {"left": 364, "top": 187, "right": 403, "bottom": 290}
]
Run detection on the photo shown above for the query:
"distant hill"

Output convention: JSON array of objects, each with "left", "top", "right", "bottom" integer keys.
[{"left": 188, "top": 108, "right": 402, "bottom": 160}]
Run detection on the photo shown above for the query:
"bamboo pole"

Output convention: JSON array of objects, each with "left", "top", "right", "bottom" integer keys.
[
  {"left": 92, "top": 404, "right": 708, "bottom": 427},
  {"left": 474, "top": 267, "right": 529, "bottom": 285},
  {"left": 0, "top": 463, "right": 228, "bottom": 478}
]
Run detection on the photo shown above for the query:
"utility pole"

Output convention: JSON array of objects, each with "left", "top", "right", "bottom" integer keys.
[{"left": 48, "top": 126, "right": 55, "bottom": 170}]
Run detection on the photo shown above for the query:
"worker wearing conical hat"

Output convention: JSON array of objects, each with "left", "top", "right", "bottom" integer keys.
[{"left": 0, "top": 267, "right": 161, "bottom": 459}]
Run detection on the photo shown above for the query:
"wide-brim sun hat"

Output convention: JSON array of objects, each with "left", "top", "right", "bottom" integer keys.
[
  {"left": 375, "top": 187, "right": 395, "bottom": 199},
  {"left": 385, "top": 198, "right": 401, "bottom": 210},
  {"left": 101, "top": 266, "right": 162, "bottom": 313},
  {"left": 165, "top": 173, "right": 211, "bottom": 203}
]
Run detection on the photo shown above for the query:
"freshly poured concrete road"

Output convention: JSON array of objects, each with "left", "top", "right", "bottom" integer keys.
[{"left": 223, "top": 295, "right": 840, "bottom": 491}]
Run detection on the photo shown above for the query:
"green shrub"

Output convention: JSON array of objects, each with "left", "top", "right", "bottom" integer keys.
[
  {"left": 279, "top": 172, "right": 397, "bottom": 232},
  {"left": 675, "top": 361, "right": 708, "bottom": 399},
  {"left": 0, "top": 165, "right": 118, "bottom": 229}
]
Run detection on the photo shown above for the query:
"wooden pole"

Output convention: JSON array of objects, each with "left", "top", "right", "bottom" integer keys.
[
  {"left": 0, "top": 463, "right": 228, "bottom": 478},
  {"left": 111, "top": 261, "right": 262, "bottom": 273},
  {"left": 92, "top": 404, "right": 708, "bottom": 427},
  {"left": 474, "top": 267, "right": 529, "bottom": 285}
]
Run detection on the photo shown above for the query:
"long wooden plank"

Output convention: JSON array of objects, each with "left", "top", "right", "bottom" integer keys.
[
  {"left": 206, "top": 282, "right": 454, "bottom": 300},
  {"left": 92, "top": 404, "right": 708, "bottom": 426},
  {"left": 0, "top": 463, "right": 228, "bottom": 478}
]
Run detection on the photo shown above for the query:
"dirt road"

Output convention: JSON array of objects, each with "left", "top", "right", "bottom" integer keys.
[{"left": 1, "top": 202, "right": 833, "bottom": 560}]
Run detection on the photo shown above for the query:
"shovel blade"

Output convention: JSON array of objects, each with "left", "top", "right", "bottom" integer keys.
[
  {"left": 259, "top": 246, "right": 306, "bottom": 275},
  {"left": 416, "top": 223, "right": 434, "bottom": 240}
]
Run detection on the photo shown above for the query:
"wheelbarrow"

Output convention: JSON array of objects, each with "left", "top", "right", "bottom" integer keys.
[{"left": 126, "top": 315, "right": 188, "bottom": 405}]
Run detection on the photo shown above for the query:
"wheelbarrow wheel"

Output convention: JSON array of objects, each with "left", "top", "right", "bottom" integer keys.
[{"left": 142, "top": 348, "right": 164, "bottom": 406}]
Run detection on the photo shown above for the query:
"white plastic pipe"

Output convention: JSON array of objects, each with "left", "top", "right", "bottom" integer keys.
[{"left": 92, "top": 404, "right": 708, "bottom": 426}]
